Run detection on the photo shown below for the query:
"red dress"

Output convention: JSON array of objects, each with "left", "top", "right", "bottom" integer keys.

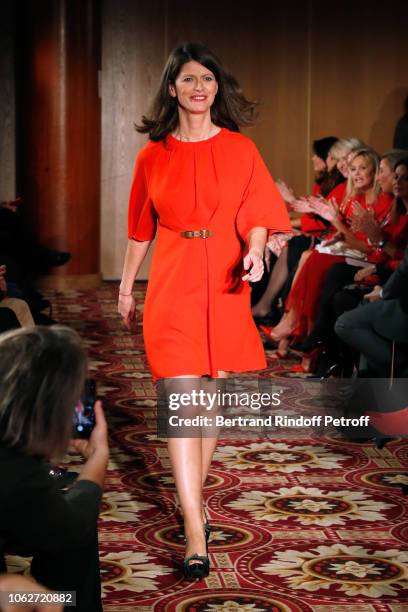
[{"left": 128, "top": 128, "right": 291, "bottom": 379}]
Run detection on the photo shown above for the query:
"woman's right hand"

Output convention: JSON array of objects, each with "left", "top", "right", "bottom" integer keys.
[
  {"left": 71, "top": 401, "right": 109, "bottom": 488},
  {"left": 276, "top": 179, "right": 295, "bottom": 204},
  {"left": 71, "top": 401, "right": 109, "bottom": 460},
  {"left": 118, "top": 293, "right": 136, "bottom": 330}
]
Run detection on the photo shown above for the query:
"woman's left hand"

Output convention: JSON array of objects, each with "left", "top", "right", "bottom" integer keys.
[
  {"left": 242, "top": 248, "right": 264, "bottom": 282},
  {"left": 364, "top": 285, "right": 382, "bottom": 302},
  {"left": 71, "top": 401, "right": 109, "bottom": 459}
]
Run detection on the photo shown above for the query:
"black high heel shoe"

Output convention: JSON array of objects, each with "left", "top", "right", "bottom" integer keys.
[
  {"left": 183, "top": 526, "right": 210, "bottom": 581},
  {"left": 183, "top": 553, "right": 210, "bottom": 581}
]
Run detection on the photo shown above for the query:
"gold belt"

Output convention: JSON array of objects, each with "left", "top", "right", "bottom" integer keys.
[{"left": 180, "top": 230, "right": 213, "bottom": 239}]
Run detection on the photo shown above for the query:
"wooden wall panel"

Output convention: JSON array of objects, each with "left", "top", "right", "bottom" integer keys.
[
  {"left": 101, "top": 0, "right": 165, "bottom": 279},
  {"left": 0, "top": 0, "right": 15, "bottom": 201},
  {"left": 98, "top": 0, "right": 408, "bottom": 279},
  {"left": 17, "top": 0, "right": 101, "bottom": 283},
  {"left": 310, "top": 0, "right": 408, "bottom": 156}
]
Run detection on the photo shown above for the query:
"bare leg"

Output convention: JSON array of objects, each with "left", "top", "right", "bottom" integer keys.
[
  {"left": 267, "top": 249, "right": 313, "bottom": 340},
  {"left": 166, "top": 372, "right": 225, "bottom": 566},
  {"left": 166, "top": 376, "right": 206, "bottom": 563},
  {"left": 269, "top": 337, "right": 290, "bottom": 359},
  {"left": 252, "top": 248, "right": 288, "bottom": 317},
  {"left": 268, "top": 309, "right": 297, "bottom": 340},
  {"left": 201, "top": 371, "right": 226, "bottom": 487}
]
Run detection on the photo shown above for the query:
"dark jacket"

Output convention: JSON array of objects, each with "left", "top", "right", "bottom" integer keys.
[
  {"left": 0, "top": 445, "right": 102, "bottom": 571},
  {"left": 374, "top": 247, "right": 408, "bottom": 342},
  {"left": 382, "top": 246, "right": 408, "bottom": 312}
]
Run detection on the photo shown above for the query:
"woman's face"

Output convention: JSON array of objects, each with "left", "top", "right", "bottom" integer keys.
[
  {"left": 169, "top": 60, "right": 218, "bottom": 115},
  {"left": 393, "top": 164, "right": 408, "bottom": 201},
  {"left": 336, "top": 149, "right": 350, "bottom": 177},
  {"left": 312, "top": 154, "right": 326, "bottom": 174},
  {"left": 349, "top": 155, "right": 375, "bottom": 191},
  {"left": 377, "top": 158, "right": 394, "bottom": 194}
]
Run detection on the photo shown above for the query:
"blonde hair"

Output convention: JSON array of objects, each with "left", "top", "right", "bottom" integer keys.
[
  {"left": 0, "top": 326, "right": 87, "bottom": 459},
  {"left": 342, "top": 147, "right": 380, "bottom": 210},
  {"left": 329, "top": 137, "right": 366, "bottom": 161}
]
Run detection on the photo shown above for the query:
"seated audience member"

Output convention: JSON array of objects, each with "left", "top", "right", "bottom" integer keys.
[
  {"left": 252, "top": 137, "right": 364, "bottom": 329},
  {"left": 0, "top": 264, "right": 34, "bottom": 330},
  {"left": 0, "top": 198, "right": 70, "bottom": 275},
  {"left": 0, "top": 573, "right": 62, "bottom": 611},
  {"left": 0, "top": 326, "right": 109, "bottom": 612},
  {"left": 293, "top": 150, "right": 408, "bottom": 358},
  {"left": 0, "top": 198, "right": 70, "bottom": 324},
  {"left": 262, "top": 147, "right": 394, "bottom": 367},
  {"left": 276, "top": 136, "right": 339, "bottom": 206},
  {"left": 332, "top": 156, "right": 408, "bottom": 373},
  {"left": 251, "top": 136, "right": 338, "bottom": 316},
  {"left": 335, "top": 244, "right": 408, "bottom": 377}
]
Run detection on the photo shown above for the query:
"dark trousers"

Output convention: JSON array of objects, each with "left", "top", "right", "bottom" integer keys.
[
  {"left": 3, "top": 529, "right": 102, "bottom": 612},
  {"left": 307, "top": 262, "right": 357, "bottom": 344},
  {"left": 335, "top": 301, "right": 408, "bottom": 377}
]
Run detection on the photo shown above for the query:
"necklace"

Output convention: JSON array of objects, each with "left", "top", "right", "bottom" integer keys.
[{"left": 174, "top": 125, "right": 219, "bottom": 142}]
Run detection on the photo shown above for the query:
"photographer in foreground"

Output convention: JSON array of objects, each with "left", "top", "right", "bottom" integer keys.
[{"left": 0, "top": 326, "right": 109, "bottom": 611}]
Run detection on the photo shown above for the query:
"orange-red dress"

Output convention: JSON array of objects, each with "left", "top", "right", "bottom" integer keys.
[{"left": 128, "top": 128, "right": 291, "bottom": 379}]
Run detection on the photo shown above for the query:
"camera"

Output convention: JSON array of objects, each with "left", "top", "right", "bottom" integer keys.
[{"left": 73, "top": 379, "right": 96, "bottom": 439}]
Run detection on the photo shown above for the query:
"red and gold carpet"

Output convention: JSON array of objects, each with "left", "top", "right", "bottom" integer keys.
[{"left": 8, "top": 282, "right": 408, "bottom": 611}]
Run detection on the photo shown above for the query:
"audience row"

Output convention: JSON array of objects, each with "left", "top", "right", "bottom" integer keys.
[
  {"left": 0, "top": 198, "right": 71, "bottom": 333},
  {"left": 253, "top": 137, "right": 408, "bottom": 378}
]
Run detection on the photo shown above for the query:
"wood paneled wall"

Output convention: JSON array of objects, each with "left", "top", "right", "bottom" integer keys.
[
  {"left": 310, "top": 3, "right": 408, "bottom": 153},
  {"left": 0, "top": 0, "right": 15, "bottom": 201},
  {"left": 102, "top": 0, "right": 408, "bottom": 279},
  {"left": 17, "top": 0, "right": 101, "bottom": 286}
]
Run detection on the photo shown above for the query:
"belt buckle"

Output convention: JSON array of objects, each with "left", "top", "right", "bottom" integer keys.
[{"left": 180, "top": 229, "right": 212, "bottom": 239}]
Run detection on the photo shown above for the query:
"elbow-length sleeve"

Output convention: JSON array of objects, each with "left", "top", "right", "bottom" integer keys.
[
  {"left": 236, "top": 141, "right": 291, "bottom": 240},
  {"left": 127, "top": 152, "right": 157, "bottom": 241}
]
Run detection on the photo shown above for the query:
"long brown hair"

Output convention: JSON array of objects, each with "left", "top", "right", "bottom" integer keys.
[
  {"left": 136, "top": 42, "right": 258, "bottom": 141},
  {"left": 0, "top": 326, "right": 87, "bottom": 459}
]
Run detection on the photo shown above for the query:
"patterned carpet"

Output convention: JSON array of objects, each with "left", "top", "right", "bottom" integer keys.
[{"left": 7, "top": 282, "right": 408, "bottom": 611}]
